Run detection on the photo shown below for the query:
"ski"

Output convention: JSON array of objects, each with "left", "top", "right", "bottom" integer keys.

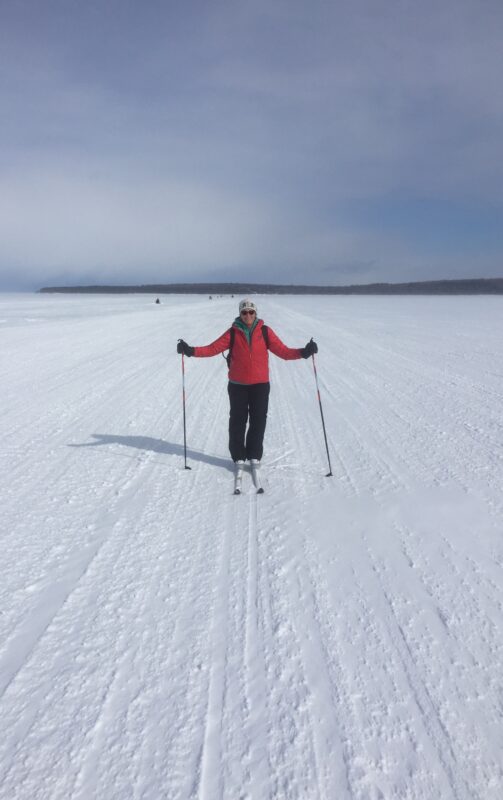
[
  {"left": 233, "top": 460, "right": 264, "bottom": 495},
  {"left": 250, "top": 459, "right": 264, "bottom": 494},
  {"left": 234, "top": 460, "right": 244, "bottom": 495}
]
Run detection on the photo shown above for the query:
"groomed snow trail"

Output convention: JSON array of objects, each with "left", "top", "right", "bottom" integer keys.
[{"left": 1, "top": 293, "right": 502, "bottom": 800}]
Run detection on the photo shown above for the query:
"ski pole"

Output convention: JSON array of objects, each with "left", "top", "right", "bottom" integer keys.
[
  {"left": 179, "top": 346, "right": 191, "bottom": 470},
  {"left": 311, "top": 349, "right": 333, "bottom": 477}
]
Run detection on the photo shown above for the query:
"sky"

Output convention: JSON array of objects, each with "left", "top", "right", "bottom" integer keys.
[{"left": 1, "top": 0, "right": 503, "bottom": 290}]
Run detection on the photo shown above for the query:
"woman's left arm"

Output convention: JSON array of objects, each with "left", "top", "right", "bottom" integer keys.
[
  {"left": 267, "top": 328, "right": 318, "bottom": 360},
  {"left": 266, "top": 327, "right": 303, "bottom": 360}
]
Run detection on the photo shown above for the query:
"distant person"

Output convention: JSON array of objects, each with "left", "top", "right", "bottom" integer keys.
[
  {"left": 155, "top": 298, "right": 160, "bottom": 304},
  {"left": 176, "top": 298, "right": 317, "bottom": 473}
]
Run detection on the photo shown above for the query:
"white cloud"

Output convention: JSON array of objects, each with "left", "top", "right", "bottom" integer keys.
[{"left": 1, "top": 0, "right": 502, "bottom": 288}]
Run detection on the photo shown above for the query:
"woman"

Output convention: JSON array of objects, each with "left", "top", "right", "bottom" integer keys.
[{"left": 177, "top": 299, "right": 318, "bottom": 472}]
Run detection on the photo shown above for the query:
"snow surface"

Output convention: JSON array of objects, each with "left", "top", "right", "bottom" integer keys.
[{"left": 1, "top": 292, "right": 502, "bottom": 800}]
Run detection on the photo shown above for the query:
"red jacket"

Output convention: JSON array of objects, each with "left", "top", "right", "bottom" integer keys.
[{"left": 194, "top": 318, "right": 302, "bottom": 384}]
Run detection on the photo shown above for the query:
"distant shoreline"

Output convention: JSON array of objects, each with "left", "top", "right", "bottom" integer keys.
[{"left": 38, "top": 278, "right": 503, "bottom": 295}]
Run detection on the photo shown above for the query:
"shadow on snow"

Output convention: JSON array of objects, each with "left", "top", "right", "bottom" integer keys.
[{"left": 68, "top": 434, "right": 233, "bottom": 472}]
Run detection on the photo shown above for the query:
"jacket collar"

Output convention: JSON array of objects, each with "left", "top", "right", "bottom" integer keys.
[{"left": 234, "top": 316, "right": 260, "bottom": 335}]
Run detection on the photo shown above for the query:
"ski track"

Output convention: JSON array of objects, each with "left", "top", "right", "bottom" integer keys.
[{"left": 1, "top": 294, "right": 503, "bottom": 799}]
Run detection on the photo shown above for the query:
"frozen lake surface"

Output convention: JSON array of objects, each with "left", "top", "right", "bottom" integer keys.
[{"left": 1, "top": 292, "right": 502, "bottom": 799}]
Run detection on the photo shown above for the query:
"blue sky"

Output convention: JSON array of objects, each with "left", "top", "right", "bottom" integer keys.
[{"left": 1, "top": 0, "right": 502, "bottom": 289}]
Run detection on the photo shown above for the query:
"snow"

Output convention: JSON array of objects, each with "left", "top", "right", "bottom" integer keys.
[{"left": 1, "top": 292, "right": 502, "bottom": 800}]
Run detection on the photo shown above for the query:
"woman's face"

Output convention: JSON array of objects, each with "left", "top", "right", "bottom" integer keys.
[{"left": 240, "top": 309, "right": 256, "bottom": 328}]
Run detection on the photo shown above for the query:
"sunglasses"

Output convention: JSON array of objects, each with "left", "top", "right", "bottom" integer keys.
[{"left": 241, "top": 309, "right": 256, "bottom": 316}]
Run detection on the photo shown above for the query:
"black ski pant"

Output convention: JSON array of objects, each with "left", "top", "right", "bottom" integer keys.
[{"left": 227, "top": 382, "right": 270, "bottom": 462}]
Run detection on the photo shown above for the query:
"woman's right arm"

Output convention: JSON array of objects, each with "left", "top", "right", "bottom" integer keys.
[{"left": 193, "top": 329, "right": 232, "bottom": 357}]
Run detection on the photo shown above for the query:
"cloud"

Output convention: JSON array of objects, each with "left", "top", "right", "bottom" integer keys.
[{"left": 1, "top": 0, "right": 503, "bottom": 288}]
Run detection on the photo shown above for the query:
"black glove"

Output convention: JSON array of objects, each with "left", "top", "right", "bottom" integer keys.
[
  {"left": 301, "top": 338, "right": 318, "bottom": 358},
  {"left": 177, "top": 339, "right": 194, "bottom": 356}
]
